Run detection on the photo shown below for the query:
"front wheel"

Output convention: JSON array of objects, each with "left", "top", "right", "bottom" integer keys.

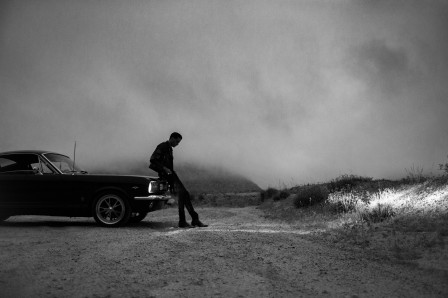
[
  {"left": 0, "top": 214, "right": 10, "bottom": 222},
  {"left": 93, "top": 193, "right": 131, "bottom": 227}
]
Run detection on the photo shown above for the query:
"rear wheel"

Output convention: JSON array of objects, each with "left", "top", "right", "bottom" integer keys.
[
  {"left": 0, "top": 214, "right": 10, "bottom": 222},
  {"left": 129, "top": 211, "right": 148, "bottom": 223},
  {"left": 93, "top": 193, "right": 131, "bottom": 227}
]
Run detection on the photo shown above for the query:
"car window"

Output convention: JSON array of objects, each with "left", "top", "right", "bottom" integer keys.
[
  {"left": 52, "top": 161, "right": 72, "bottom": 173},
  {"left": 0, "top": 154, "right": 39, "bottom": 173},
  {"left": 44, "top": 153, "right": 81, "bottom": 173},
  {"left": 30, "top": 159, "right": 55, "bottom": 174},
  {"left": 0, "top": 157, "right": 18, "bottom": 172}
]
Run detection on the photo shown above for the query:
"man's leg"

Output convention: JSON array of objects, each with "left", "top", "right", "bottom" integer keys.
[
  {"left": 174, "top": 175, "right": 198, "bottom": 222},
  {"left": 173, "top": 173, "right": 207, "bottom": 227}
]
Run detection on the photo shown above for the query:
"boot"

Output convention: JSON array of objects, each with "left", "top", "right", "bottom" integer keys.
[
  {"left": 191, "top": 220, "right": 208, "bottom": 227},
  {"left": 178, "top": 221, "right": 195, "bottom": 228}
]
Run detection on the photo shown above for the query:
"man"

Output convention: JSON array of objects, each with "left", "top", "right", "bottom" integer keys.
[{"left": 149, "top": 132, "right": 208, "bottom": 228}]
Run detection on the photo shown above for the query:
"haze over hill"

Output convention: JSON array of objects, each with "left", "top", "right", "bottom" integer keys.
[{"left": 91, "top": 160, "right": 261, "bottom": 194}]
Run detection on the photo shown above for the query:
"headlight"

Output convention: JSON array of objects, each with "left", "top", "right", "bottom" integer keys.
[
  {"left": 148, "top": 181, "right": 168, "bottom": 193},
  {"left": 148, "top": 181, "right": 158, "bottom": 193}
]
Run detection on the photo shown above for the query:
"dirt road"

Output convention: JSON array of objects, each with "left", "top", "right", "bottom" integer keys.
[{"left": 0, "top": 206, "right": 447, "bottom": 297}]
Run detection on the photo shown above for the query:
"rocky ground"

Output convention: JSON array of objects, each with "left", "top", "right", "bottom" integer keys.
[{"left": 0, "top": 206, "right": 447, "bottom": 297}]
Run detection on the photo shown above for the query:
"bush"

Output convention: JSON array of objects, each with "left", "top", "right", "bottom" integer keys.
[
  {"left": 359, "top": 203, "right": 395, "bottom": 223},
  {"left": 328, "top": 175, "right": 373, "bottom": 193},
  {"left": 404, "top": 164, "right": 427, "bottom": 183},
  {"left": 439, "top": 154, "right": 448, "bottom": 175},
  {"left": 325, "top": 191, "right": 360, "bottom": 213},
  {"left": 294, "top": 185, "right": 329, "bottom": 208},
  {"left": 260, "top": 188, "right": 279, "bottom": 202},
  {"left": 273, "top": 190, "right": 290, "bottom": 201}
]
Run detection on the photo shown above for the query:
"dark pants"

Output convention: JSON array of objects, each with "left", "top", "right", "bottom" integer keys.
[{"left": 164, "top": 172, "right": 199, "bottom": 224}]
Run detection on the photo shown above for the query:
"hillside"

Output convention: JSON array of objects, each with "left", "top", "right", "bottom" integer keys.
[
  {"left": 259, "top": 175, "right": 448, "bottom": 271},
  {"left": 90, "top": 160, "right": 261, "bottom": 194},
  {"left": 175, "top": 163, "right": 261, "bottom": 194}
]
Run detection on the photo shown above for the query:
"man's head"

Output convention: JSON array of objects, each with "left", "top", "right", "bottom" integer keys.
[{"left": 168, "top": 132, "right": 182, "bottom": 147}]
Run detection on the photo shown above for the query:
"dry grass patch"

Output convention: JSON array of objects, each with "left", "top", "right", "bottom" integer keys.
[{"left": 260, "top": 175, "right": 448, "bottom": 267}]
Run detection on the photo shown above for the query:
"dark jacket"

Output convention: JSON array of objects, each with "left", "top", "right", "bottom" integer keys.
[{"left": 149, "top": 141, "right": 173, "bottom": 175}]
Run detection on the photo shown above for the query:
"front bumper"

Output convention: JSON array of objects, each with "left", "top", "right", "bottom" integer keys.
[{"left": 134, "top": 195, "right": 171, "bottom": 201}]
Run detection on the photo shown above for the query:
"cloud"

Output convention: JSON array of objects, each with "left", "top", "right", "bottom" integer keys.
[
  {"left": 1, "top": 0, "right": 448, "bottom": 187},
  {"left": 349, "top": 40, "right": 410, "bottom": 96}
]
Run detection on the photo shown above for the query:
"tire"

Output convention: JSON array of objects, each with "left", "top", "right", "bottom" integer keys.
[
  {"left": 0, "top": 214, "right": 10, "bottom": 222},
  {"left": 129, "top": 211, "right": 148, "bottom": 223},
  {"left": 93, "top": 192, "right": 131, "bottom": 227}
]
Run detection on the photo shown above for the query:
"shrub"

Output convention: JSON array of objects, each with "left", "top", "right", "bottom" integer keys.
[
  {"left": 439, "top": 154, "right": 448, "bottom": 175},
  {"left": 266, "top": 187, "right": 279, "bottom": 197},
  {"left": 404, "top": 164, "right": 426, "bottom": 183},
  {"left": 359, "top": 203, "right": 395, "bottom": 223},
  {"left": 260, "top": 188, "right": 279, "bottom": 202},
  {"left": 294, "top": 185, "right": 329, "bottom": 208},
  {"left": 273, "top": 190, "right": 290, "bottom": 201},
  {"left": 325, "top": 191, "right": 360, "bottom": 213},
  {"left": 328, "top": 175, "right": 373, "bottom": 193}
]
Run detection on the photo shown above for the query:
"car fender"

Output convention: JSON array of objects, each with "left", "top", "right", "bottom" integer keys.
[{"left": 90, "top": 186, "right": 130, "bottom": 206}]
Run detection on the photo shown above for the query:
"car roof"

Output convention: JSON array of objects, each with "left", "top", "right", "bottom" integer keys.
[{"left": 0, "top": 150, "right": 66, "bottom": 156}]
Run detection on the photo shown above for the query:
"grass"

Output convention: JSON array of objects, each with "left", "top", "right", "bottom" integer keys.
[
  {"left": 358, "top": 203, "right": 396, "bottom": 223},
  {"left": 294, "top": 185, "right": 329, "bottom": 208},
  {"left": 259, "top": 174, "right": 448, "bottom": 264},
  {"left": 190, "top": 191, "right": 261, "bottom": 208},
  {"left": 328, "top": 174, "right": 373, "bottom": 192}
]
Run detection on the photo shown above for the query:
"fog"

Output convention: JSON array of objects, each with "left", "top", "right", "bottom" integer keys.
[{"left": 1, "top": 0, "right": 447, "bottom": 187}]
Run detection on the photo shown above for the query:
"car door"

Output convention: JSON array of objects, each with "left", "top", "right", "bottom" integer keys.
[
  {"left": 50, "top": 174, "right": 88, "bottom": 213},
  {"left": 40, "top": 153, "right": 87, "bottom": 213},
  {"left": 0, "top": 154, "right": 60, "bottom": 211},
  {"left": 30, "top": 158, "right": 85, "bottom": 213}
]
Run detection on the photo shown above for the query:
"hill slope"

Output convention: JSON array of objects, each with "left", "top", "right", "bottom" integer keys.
[
  {"left": 91, "top": 160, "right": 261, "bottom": 194},
  {"left": 259, "top": 176, "right": 448, "bottom": 272}
]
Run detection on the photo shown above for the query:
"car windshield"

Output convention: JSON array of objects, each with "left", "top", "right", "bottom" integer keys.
[{"left": 43, "top": 153, "right": 84, "bottom": 174}]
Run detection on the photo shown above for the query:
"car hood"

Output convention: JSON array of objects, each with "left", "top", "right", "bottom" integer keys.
[{"left": 65, "top": 174, "right": 159, "bottom": 184}]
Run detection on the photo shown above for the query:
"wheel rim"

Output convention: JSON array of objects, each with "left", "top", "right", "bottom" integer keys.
[{"left": 95, "top": 194, "right": 126, "bottom": 225}]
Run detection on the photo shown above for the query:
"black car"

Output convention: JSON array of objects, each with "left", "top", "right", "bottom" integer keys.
[{"left": 0, "top": 150, "right": 171, "bottom": 227}]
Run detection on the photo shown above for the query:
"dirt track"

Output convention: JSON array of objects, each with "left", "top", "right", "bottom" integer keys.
[{"left": 0, "top": 206, "right": 447, "bottom": 297}]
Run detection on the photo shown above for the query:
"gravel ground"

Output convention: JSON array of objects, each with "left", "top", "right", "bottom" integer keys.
[{"left": 0, "top": 206, "right": 447, "bottom": 297}]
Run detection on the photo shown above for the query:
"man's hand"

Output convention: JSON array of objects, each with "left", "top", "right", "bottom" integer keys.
[{"left": 163, "top": 167, "right": 172, "bottom": 175}]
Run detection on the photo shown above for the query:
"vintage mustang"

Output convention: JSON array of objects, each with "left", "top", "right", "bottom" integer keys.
[{"left": 0, "top": 150, "right": 171, "bottom": 227}]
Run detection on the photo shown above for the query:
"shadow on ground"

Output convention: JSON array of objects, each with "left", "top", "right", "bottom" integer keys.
[{"left": 0, "top": 216, "right": 179, "bottom": 231}]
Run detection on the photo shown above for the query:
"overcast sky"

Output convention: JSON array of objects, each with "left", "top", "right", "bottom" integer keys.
[{"left": 1, "top": 0, "right": 447, "bottom": 187}]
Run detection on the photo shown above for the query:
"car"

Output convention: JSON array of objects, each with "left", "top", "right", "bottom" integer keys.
[{"left": 0, "top": 150, "right": 171, "bottom": 227}]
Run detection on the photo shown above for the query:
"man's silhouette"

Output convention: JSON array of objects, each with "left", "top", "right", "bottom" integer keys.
[{"left": 150, "top": 132, "right": 208, "bottom": 228}]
